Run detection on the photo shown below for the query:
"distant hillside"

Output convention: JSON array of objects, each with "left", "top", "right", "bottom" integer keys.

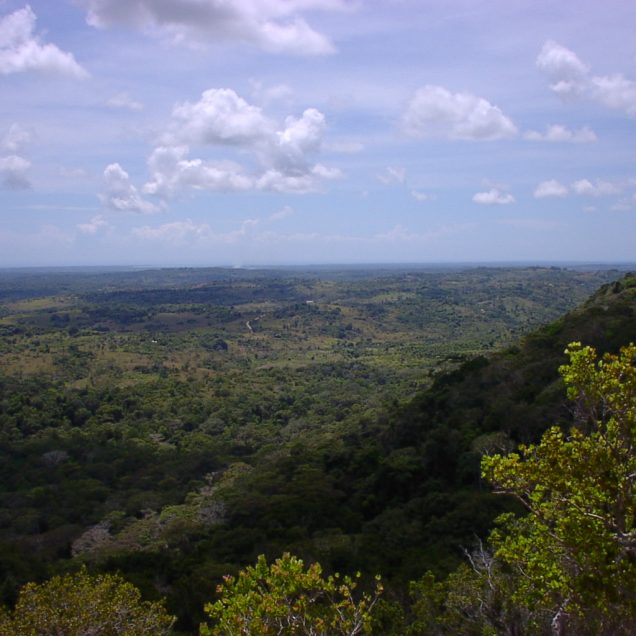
[
  {"left": 393, "top": 272, "right": 636, "bottom": 446},
  {"left": 1, "top": 271, "right": 634, "bottom": 632},
  {"left": 317, "top": 273, "right": 636, "bottom": 581}
]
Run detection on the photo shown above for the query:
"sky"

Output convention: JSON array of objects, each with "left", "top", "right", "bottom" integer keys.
[{"left": 1, "top": 0, "right": 636, "bottom": 267}]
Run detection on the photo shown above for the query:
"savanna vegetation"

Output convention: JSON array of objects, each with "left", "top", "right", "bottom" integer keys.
[{"left": 0, "top": 265, "right": 634, "bottom": 633}]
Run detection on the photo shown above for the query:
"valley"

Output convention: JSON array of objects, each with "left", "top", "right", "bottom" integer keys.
[{"left": 0, "top": 264, "right": 633, "bottom": 633}]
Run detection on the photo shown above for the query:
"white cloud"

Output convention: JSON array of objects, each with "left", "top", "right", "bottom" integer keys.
[
  {"left": 411, "top": 189, "right": 431, "bottom": 202},
  {"left": 107, "top": 92, "right": 144, "bottom": 111},
  {"left": 256, "top": 18, "right": 335, "bottom": 55},
  {"left": 255, "top": 163, "right": 340, "bottom": 193},
  {"left": 378, "top": 165, "right": 406, "bottom": 185},
  {"left": 537, "top": 41, "right": 636, "bottom": 116},
  {"left": 534, "top": 180, "right": 569, "bottom": 198},
  {"left": 533, "top": 178, "right": 623, "bottom": 199},
  {"left": 1, "top": 124, "right": 32, "bottom": 189},
  {"left": 571, "top": 178, "right": 621, "bottom": 197},
  {"left": 402, "top": 85, "right": 517, "bottom": 141},
  {"left": 1, "top": 123, "right": 32, "bottom": 153},
  {"left": 524, "top": 124, "right": 597, "bottom": 143},
  {"left": 144, "top": 145, "right": 253, "bottom": 197},
  {"left": 536, "top": 40, "right": 589, "bottom": 98},
  {"left": 77, "top": 215, "right": 110, "bottom": 234},
  {"left": 271, "top": 108, "right": 326, "bottom": 172},
  {"left": 169, "top": 88, "right": 272, "bottom": 146},
  {"left": 0, "top": 154, "right": 31, "bottom": 189},
  {"left": 81, "top": 0, "right": 344, "bottom": 55},
  {"left": 144, "top": 90, "right": 338, "bottom": 197},
  {"left": 101, "top": 163, "right": 159, "bottom": 213},
  {"left": 307, "top": 163, "right": 341, "bottom": 180},
  {"left": 0, "top": 6, "right": 87, "bottom": 78},
  {"left": 472, "top": 188, "right": 515, "bottom": 205},
  {"left": 590, "top": 74, "right": 636, "bottom": 116}
]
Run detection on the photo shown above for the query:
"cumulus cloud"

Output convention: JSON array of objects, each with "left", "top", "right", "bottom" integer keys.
[
  {"left": 402, "top": 85, "right": 517, "bottom": 141},
  {"left": 107, "top": 92, "right": 144, "bottom": 111},
  {"left": 100, "top": 163, "right": 160, "bottom": 213},
  {"left": 255, "top": 164, "right": 340, "bottom": 193},
  {"left": 536, "top": 41, "right": 589, "bottom": 98},
  {"left": 144, "top": 146, "right": 253, "bottom": 197},
  {"left": 571, "top": 178, "right": 621, "bottom": 197},
  {"left": 81, "top": 0, "right": 345, "bottom": 55},
  {"left": 534, "top": 180, "right": 569, "bottom": 198},
  {"left": 472, "top": 188, "right": 515, "bottom": 205},
  {"left": 590, "top": 74, "right": 636, "bottom": 115},
  {"left": 169, "top": 89, "right": 272, "bottom": 146},
  {"left": 537, "top": 41, "right": 636, "bottom": 116},
  {"left": 524, "top": 124, "right": 597, "bottom": 143},
  {"left": 0, "top": 154, "right": 31, "bottom": 189},
  {"left": 532, "top": 177, "right": 626, "bottom": 199},
  {"left": 0, "top": 6, "right": 87, "bottom": 78},
  {"left": 144, "top": 89, "right": 338, "bottom": 197},
  {"left": 270, "top": 108, "right": 326, "bottom": 172}
]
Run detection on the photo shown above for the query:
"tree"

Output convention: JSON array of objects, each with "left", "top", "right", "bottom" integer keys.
[
  {"left": 200, "top": 553, "right": 383, "bottom": 635},
  {"left": 481, "top": 342, "right": 636, "bottom": 635},
  {"left": 0, "top": 568, "right": 174, "bottom": 635},
  {"left": 407, "top": 541, "right": 549, "bottom": 636}
]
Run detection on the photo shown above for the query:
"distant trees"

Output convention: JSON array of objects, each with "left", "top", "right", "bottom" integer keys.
[{"left": 1, "top": 343, "right": 634, "bottom": 635}]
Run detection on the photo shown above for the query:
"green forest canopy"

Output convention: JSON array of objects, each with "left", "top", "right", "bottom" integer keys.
[{"left": 0, "top": 267, "right": 635, "bottom": 632}]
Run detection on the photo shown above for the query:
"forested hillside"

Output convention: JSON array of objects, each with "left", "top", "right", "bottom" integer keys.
[{"left": 0, "top": 266, "right": 634, "bottom": 633}]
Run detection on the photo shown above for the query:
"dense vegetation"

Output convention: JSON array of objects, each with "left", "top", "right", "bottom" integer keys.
[{"left": 0, "top": 265, "right": 634, "bottom": 633}]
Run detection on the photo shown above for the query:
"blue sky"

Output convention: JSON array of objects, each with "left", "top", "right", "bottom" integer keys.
[{"left": 1, "top": 0, "right": 635, "bottom": 266}]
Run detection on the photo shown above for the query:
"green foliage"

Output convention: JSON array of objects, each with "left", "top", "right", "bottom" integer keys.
[
  {"left": 407, "top": 546, "right": 551, "bottom": 635},
  {"left": 0, "top": 267, "right": 633, "bottom": 630},
  {"left": 482, "top": 342, "right": 636, "bottom": 634},
  {"left": 0, "top": 567, "right": 174, "bottom": 635},
  {"left": 201, "top": 553, "right": 383, "bottom": 635}
]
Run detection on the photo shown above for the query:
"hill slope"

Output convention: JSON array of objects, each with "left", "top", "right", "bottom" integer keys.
[
  {"left": 320, "top": 273, "right": 636, "bottom": 580},
  {"left": 1, "top": 271, "right": 634, "bottom": 631},
  {"left": 102, "top": 272, "right": 636, "bottom": 626}
]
